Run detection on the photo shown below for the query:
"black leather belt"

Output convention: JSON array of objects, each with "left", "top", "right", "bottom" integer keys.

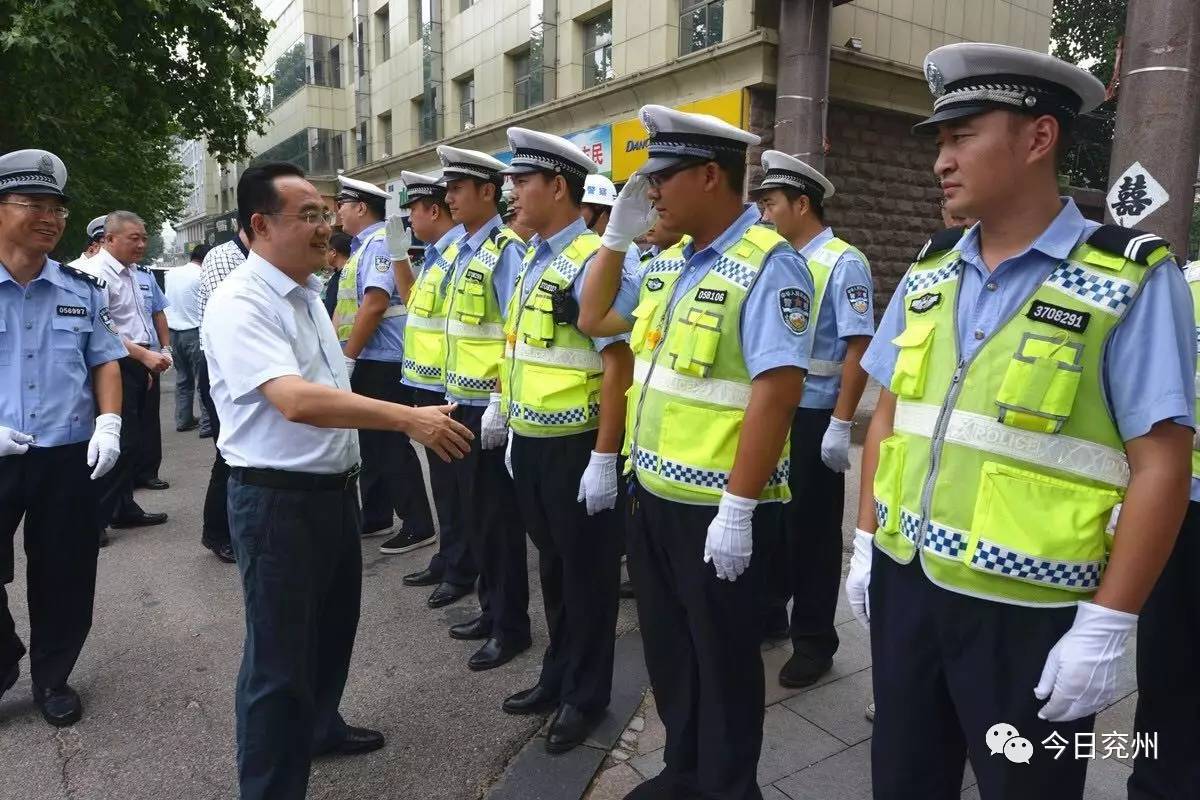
[{"left": 231, "top": 464, "right": 360, "bottom": 491}]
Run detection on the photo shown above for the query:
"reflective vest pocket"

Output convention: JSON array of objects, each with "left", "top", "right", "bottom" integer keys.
[
  {"left": 995, "top": 334, "right": 1083, "bottom": 434},
  {"left": 519, "top": 293, "right": 556, "bottom": 345},
  {"left": 411, "top": 282, "right": 440, "bottom": 316},
  {"left": 890, "top": 322, "right": 935, "bottom": 398},
  {"left": 659, "top": 401, "right": 741, "bottom": 480},
  {"left": 519, "top": 363, "right": 596, "bottom": 415},
  {"left": 454, "top": 338, "right": 504, "bottom": 383},
  {"left": 965, "top": 461, "right": 1118, "bottom": 591},
  {"left": 406, "top": 327, "right": 446, "bottom": 380},
  {"left": 630, "top": 297, "right": 662, "bottom": 354},
  {"left": 455, "top": 280, "right": 486, "bottom": 323},
  {"left": 873, "top": 435, "right": 906, "bottom": 536},
  {"left": 666, "top": 308, "right": 722, "bottom": 377}
]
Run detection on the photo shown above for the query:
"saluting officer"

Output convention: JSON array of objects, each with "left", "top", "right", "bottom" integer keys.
[
  {"left": 494, "top": 129, "right": 636, "bottom": 752},
  {"left": 333, "top": 175, "right": 437, "bottom": 553},
  {"left": 752, "top": 152, "right": 875, "bottom": 683},
  {"left": 850, "top": 44, "right": 1194, "bottom": 798},
  {"left": 437, "top": 145, "right": 533, "bottom": 670},
  {"left": 579, "top": 106, "right": 815, "bottom": 800},
  {"left": 395, "top": 170, "right": 477, "bottom": 609},
  {"left": 0, "top": 150, "right": 126, "bottom": 726}
]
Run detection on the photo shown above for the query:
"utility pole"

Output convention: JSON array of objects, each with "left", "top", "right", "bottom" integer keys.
[
  {"left": 774, "top": 0, "right": 834, "bottom": 171},
  {"left": 1105, "top": 0, "right": 1200, "bottom": 256}
]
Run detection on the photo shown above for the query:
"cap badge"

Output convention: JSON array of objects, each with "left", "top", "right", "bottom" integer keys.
[
  {"left": 37, "top": 154, "right": 54, "bottom": 175},
  {"left": 924, "top": 62, "right": 946, "bottom": 97}
]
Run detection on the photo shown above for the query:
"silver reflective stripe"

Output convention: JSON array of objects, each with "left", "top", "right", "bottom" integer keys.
[
  {"left": 895, "top": 402, "right": 1129, "bottom": 488},
  {"left": 634, "top": 359, "right": 751, "bottom": 409},
  {"left": 382, "top": 305, "right": 407, "bottom": 319},
  {"left": 446, "top": 319, "right": 505, "bottom": 339},
  {"left": 406, "top": 315, "right": 445, "bottom": 331},
  {"left": 807, "top": 358, "right": 844, "bottom": 378},
  {"left": 515, "top": 341, "right": 602, "bottom": 371}
]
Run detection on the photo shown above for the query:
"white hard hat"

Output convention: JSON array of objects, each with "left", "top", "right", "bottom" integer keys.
[{"left": 583, "top": 174, "right": 617, "bottom": 207}]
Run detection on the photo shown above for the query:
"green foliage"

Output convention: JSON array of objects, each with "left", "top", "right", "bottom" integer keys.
[{"left": 0, "top": 0, "right": 272, "bottom": 257}]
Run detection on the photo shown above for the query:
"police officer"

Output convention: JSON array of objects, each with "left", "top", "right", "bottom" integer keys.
[
  {"left": 850, "top": 44, "right": 1194, "bottom": 798},
  {"left": 396, "top": 170, "right": 478, "bottom": 608},
  {"left": 436, "top": 144, "right": 532, "bottom": 670},
  {"left": 494, "top": 128, "right": 635, "bottom": 751},
  {"left": 132, "top": 260, "right": 171, "bottom": 491},
  {"left": 752, "top": 152, "right": 875, "bottom": 683},
  {"left": 580, "top": 174, "right": 618, "bottom": 236},
  {"left": 0, "top": 150, "right": 126, "bottom": 726},
  {"left": 68, "top": 215, "right": 107, "bottom": 269},
  {"left": 578, "top": 106, "right": 815, "bottom": 800},
  {"left": 322, "top": 232, "right": 353, "bottom": 317}
]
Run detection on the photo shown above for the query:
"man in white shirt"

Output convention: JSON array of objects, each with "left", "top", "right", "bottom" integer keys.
[
  {"left": 202, "top": 162, "right": 473, "bottom": 800},
  {"left": 164, "top": 244, "right": 208, "bottom": 432}
]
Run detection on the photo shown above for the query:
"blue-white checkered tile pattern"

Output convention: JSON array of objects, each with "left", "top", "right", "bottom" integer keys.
[
  {"left": 969, "top": 540, "right": 1102, "bottom": 590},
  {"left": 874, "top": 499, "right": 889, "bottom": 530},
  {"left": 402, "top": 359, "right": 442, "bottom": 380},
  {"left": 646, "top": 257, "right": 686, "bottom": 276},
  {"left": 473, "top": 248, "right": 499, "bottom": 270},
  {"left": 550, "top": 255, "right": 581, "bottom": 284},
  {"left": 631, "top": 447, "right": 787, "bottom": 491},
  {"left": 899, "top": 509, "right": 922, "bottom": 546},
  {"left": 510, "top": 402, "right": 600, "bottom": 427},
  {"left": 1045, "top": 262, "right": 1136, "bottom": 316},
  {"left": 709, "top": 255, "right": 757, "bottom": 290},
  {"left": 923, "top": 519, "right": 968, "bottom": 559},
  {"left": 446, "top": 372, "right": 498, "bottom": 392},
  {"left": 905, "top": 260, "right": 962, "bottom": 295}
]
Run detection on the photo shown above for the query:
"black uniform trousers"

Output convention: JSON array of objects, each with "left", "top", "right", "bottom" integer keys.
[
  {"left": 0, "top": 443, "right": 99, "bottom": 690},
  {"left": 628, "top": 484, "right": 779, "bottom": 800},
  {"left": 350, "top": 360, "right": 434, "bottom": 537},
  {"left": 95, "top": 357, "right": 149, "bottom": 527},
  {"left": 767, "top": 406, "right": 845, "bottom": 656},
  {"left": 452, "top": 405, "right": 529, "bottom": 646},
  {"left": 134, "top": 367, "right": 162, "bottom": 483},
  {"left": 512, "top": 432, "right": 621, "bottom": 712},
  {"left": 197, "top": 358, "right": 231, "bottom": 548},
  {"left": 869, "top": 550, "right": 1093, "bottom": 799},
  {"left": 1128, "top": 500, "right": 1200, "bottom": 799},
  {"left": 413, "top": 387, "right": 476, "bottom": 587},
  {"left": 228, "top": 471, "right": 361, "bottom": 800}
]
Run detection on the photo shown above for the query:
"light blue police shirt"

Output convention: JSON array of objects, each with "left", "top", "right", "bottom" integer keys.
[
  {"left": 446, "top": 214, "right": 527, "bottom": 406},
  {"left": 350, "top": 220, "right": 407, "bottom": 363},
  {"left": 614, "top": 204, "right": 815, "bottom": 377},
  {"left": 518, "top": 216, "right": 635, "bottom": 352},
  {"left": 861, "top": 199, "right": 1195, "bottom": 475},
  {"left": 799, "top": 227, "right": 876, "bottom": 409},
  {"left": 134, "top": 267, "right": 169, "bottom": 349},
  {"left": 401, "top": 222, "right": 466, "bottom": 393},
  {"left": 0, "top": 259, "right": 127, "bottom": 447}
]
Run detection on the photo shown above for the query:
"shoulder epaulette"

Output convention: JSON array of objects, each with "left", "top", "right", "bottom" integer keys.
[
  {"left": 1086, "top": 224, "right": 1172, "bottom": 267},
  {"left": 60, "top": 264, "right": 106, "bottom": 289},
  {"left": 137, "top": 264, "right": 151, "bottom": 272},
  {"left": 914, "top": 226, "right": 965, "bottom": 263}
]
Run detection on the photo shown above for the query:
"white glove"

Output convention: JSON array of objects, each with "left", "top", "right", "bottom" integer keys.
[
  {"left": 1034, "top": 601, "right": 1138, "bottom": 722},
  {"left": 87, "top": 413, "right": 122, "bottom": 480},
  {"left": 601, "top": 175, "right": 658, "bottom": 253},
  {"left": 480, "top": 393, "right": 508, "bottom": 450},
  {"left": 845, "top": 529, "right": 874, "bottom": 630},
  {"left": 577, "top": 451, "right": 619, "bottom": 515},
  {"left": 0, "top": 426, "right": 34, "bottom": 456},
  {"left": 504, "top": 430, "right": 514, "bottom": 479},
  {"left": 703, "top": 491, "right": 756, "bottom": 581},
  {"left": 344, "top": 356, "right": 356, "bottom": 378},
  {"left": 820, "top": 416, "right": 852, "bottom": 473},
  {"left": 386, "top": 215, "right": 413, "bottom": 261}
]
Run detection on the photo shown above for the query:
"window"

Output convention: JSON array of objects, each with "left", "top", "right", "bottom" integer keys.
[
  {"left": 357, "top": 120, "right": 369, "bottom": 165},
  {"left": 582, "top": 12, "right": 613, "bottom": 89},
  {"left": 377, "top": 112, "right": 393, "bottom": 157},
  {"left": 513, "top": 48, "right": 540, "bottom": 112},
  {"left": 680, "top": 0, "right": 724, "bottom": 55},
  {"left": 252, "top": 128, "right": 344, "bottom": 175},
  {"left": 413, "top": 95, "right": 439, "bottom": 145},
  {"left": 375, "top": 5, "right": 391, "bottom": 64},
  {"left": 457, "top": 74, "right": 475, "bottom": 130},
  {"left": 460, "top": 0, "right": 475, "bottom": 9}
]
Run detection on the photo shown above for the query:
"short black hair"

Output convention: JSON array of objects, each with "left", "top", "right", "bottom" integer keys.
[
  {"left": 363, "top": 196, "right": 386, "bottom": 221},
  {"left": 468, "top": 176, "right": 504, "bottom": 213},
  {"left": 774, "top": 185, "right": 826, "bottom": 223},
  {"left": 328, "top": 231, "right": 353, "bottom": 257},
  {"left": 190, "top": 244, "right": 211, "bottom": 262},
  {"left": 238, "top": 161, "right": 306, "bottom": 241},
  {"left": 715, "top": 155, "right": 747, "bottom": 196},
  {"left": 413, "top": 195, "right": 452, "bottom": 218}
]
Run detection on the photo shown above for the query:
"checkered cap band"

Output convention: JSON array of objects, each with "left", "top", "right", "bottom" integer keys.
[
  {"left": 510, "top": 148, "right": 590, "bottom": 179},
  {"left": 405, "top": 184, "right": 444, "bottom": 201},
  {"left": 444, "top": 161, "right": 499, "bottom": 180},
  {"left": 934, "top": 75, "right": 1082, "bottom": 119},
  {"left": 758, "top": 169, "right": 826, "bottom": 200},
  {"left": 0, "top": 170, "right": 58, "bottom": 192}
]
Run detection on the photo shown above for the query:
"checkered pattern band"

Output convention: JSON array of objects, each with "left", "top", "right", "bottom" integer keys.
[
  {"left": 632, "top": 447, "right": 788, "bottom": 491},
  {"left": 969, "top": 539, "right": 1102, "bottom": 590},
  {"left": 877, "top": 502, "right": 969, "bottom": 558},
  {"left": 402, "top": 359, "right": 442, "bottom": 380},
  {"left": 405, "top": 184, "right": 443, "bottom": 201},
  {"left": 933, "top": 82, "right": 1078, "bottom": 120},
  {"left": 757, "top": 170, "right": 826, "bottom": 200},
  {"left": 446, "top": 372, "right": 497, "bottom": 392},
  {"left": 509, "top": 402, "right": 600, "bottom": 427},
  {"left": 473, "top": 247, "right": 499, "bottom": 271},
  {"left": 709, "top": 254, "right": 758, "bottom": 290},
  {"left": 1045, "top": 261, "right": 1136, "bottom": 317},
  {"left": 646, "top": 257, "right": 686, "bottom": 276},
  {"left": 548, "top": 254, "right": 581, "bottom": 284},
  {"left": 906, "top": 260, "right": 962, "bottom": 295},
  {"left": 874, "top": 499, "right": 889, "bottom": 530},
  {"left": 510, "top": 148, "right": 590, "bottom": 179}
]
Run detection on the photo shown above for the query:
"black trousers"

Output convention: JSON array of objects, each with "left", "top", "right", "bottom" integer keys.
[
  {"left": 95, "top": 357, "right": 148, "bottom": 527},
  {"left": 135, "top": 366, "right": 162, "bottom": 482},
  {"left": 870, "top": 551, "right": 1092, "bottom": 799},
  {"left": 197, "top": 358, "right": 231, "bottom": 548},
  {"left": 628, "top": 485, "right": 778, "bottom": 800},
  {"left": 350, "top": 360, "right": 434, "bottom": 537},
  {"left": 0, "top": 443, "right": 99, "bottom": 690},
  {"left": 767, "top": 407, "right": 845, "bottom": 656},
  {"left": 512, "top": 432, "right": 621, "bottom": 712},
  {"left": 1128, "top": 500, "right": 1200, "bottom": 799},
  {"left": 228, "top": 472, "right": 362, "bottom": 800},
  {"left": 452, "top": 405, "right": 529, "bottom": 645},
  {"left": 413, "top": 388, "right": 476, "bottom": 587}
]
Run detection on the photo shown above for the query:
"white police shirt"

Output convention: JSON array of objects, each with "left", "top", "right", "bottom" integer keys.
[
  {"left": 200, "top": 251, "right": 360, "bottom": 473},
  {"left": 89, "top": 248, "right": 155, "bottom": 345}
]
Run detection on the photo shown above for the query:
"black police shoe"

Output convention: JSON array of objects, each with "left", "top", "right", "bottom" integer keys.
[
  {"left": 136, "top": 477, "right": 170, "bottom": 490},
  {"left": 316, "top": 725, "right": 385, "bottom": 757},
  {"left": 449, "top": 616, "right": 492, "bottom": 641},
  {"left": 778, "top": 650, "right": 833, "bottom": 688},
  {"left": 379, "top": 529, "right": 436, "bottom": 554},
  {"left": 111, "top": 510, "right": 168, "bottom": 528},
  {"left": 402, "top": 567, "right": 443, "bottom": 587},
  {"left": 467, "top": 637, "right": 529, "bottom": 671},
  {"left": 546, "top": 704, "right": 601, "bottom": 754},
  {"left": 427, "top": 582, "right": 471, "bottom": 609},
  {"left": 33, "top": 685, "right": 82, "bottom": 727},
  {"left": 502, "top": 684, "right": 558, "bottom": 715}
]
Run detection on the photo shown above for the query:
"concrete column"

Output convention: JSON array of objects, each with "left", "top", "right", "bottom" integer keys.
[
  {"left": 774, "top": 0, "right": 832, "bottom": 170},
  {"left": 1106, "top": 0, "right": 1200, "bottom": 252}
]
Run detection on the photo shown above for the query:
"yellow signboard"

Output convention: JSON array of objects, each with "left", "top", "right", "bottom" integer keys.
[{"left": 611, "top": 90, "right": 747, "bottom": 182}]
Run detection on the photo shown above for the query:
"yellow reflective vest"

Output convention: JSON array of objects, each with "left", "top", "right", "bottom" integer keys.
[
  {"left": 332, "top": 226, "right": 389, "bottom": 343},
  {"left": 402, "top": 239, "right": 462, "bottom": 388}
]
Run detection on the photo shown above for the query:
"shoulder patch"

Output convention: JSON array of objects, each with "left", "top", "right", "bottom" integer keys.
[
  {"left": 778, "top": 287, "right": 811, "bottom": 335},
  {"left": 914, "top": 226, "right": 965, "bottom": 263},
  {"left": 60, "top": 264, "right": 106, "bottom": 289},
  {"left": 1086, "top": 224, "right": 1172, "bottom": 267},
  {"left": 374, "top": 255, "right": 391, "bottom": 273}
]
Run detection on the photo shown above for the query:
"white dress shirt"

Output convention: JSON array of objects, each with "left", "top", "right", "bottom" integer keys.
[
  {"left": 89, "top": 248, "right": 155, "bottom": 345},
  {"left": 200, "top": 251, "right": 360, "bottom": 473},
  {"left": 164, "top": 262, "right": 204, "bottom": 330}
]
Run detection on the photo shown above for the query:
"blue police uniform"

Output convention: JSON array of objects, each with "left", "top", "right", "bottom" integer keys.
[{"left": 132, "top": 266, "right": 168, "bottom": 486}]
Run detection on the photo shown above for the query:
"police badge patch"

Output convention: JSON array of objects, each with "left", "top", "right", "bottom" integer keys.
[
  {"left": 99, "top": 307, "right": 116, "bottom": 334},
  {"left": 374, "top": 255, "right": 391, "bottom": 273},
  {"left": 778, "top": 287, "right": 811, "bottom": 335},
  {"left": 846, "top": 285, "right": 870, "bottom": 316},
  {"left": 908, "top": 292, "right": 942, "bottom": 314},
  {"left": 646, "top": 277, "right": 664, "bottom": 292}
]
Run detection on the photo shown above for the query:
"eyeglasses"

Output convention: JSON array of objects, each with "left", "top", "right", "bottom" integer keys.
[
  {"left": 265, "top": 210, "right": 336, "bottom": 226},
  {"left": 645, "top": 161, "right": 707, "bottom": 189},
  {"left": 0, "top": 200, "right": 69, "bottom": 219}
]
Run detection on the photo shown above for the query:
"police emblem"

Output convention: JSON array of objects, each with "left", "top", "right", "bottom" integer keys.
[
  {"left": 99, "top": 307, "right": 117, "bottom": 334},
  {"left": 374, "top": 255, "right": 391, "bottom": 273},
  {"left": 909, "top": 292, "right": 942, "bottom": 314},
  {"left": 846, "top": 285, "right": 870, "bottom": 316},
  {"left": 778, "top": 287, "right": 810, "bottom": 335},
  {"left": 925, "top": 61, "right": 945, "bottom": 96},
  {"left": 646, "top": 277, "right": 664, "bottom": 292},
  {"left": 37, "top": 154, "right": 54, "bottom": 175}
]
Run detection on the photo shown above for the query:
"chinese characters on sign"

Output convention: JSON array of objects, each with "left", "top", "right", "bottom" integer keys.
[
  {"left": 988, "top": 722, "right": 1157, "bottom": 765},
  {"left": 1106, "top": 161, "right": 1169, "bottom": 225}
]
